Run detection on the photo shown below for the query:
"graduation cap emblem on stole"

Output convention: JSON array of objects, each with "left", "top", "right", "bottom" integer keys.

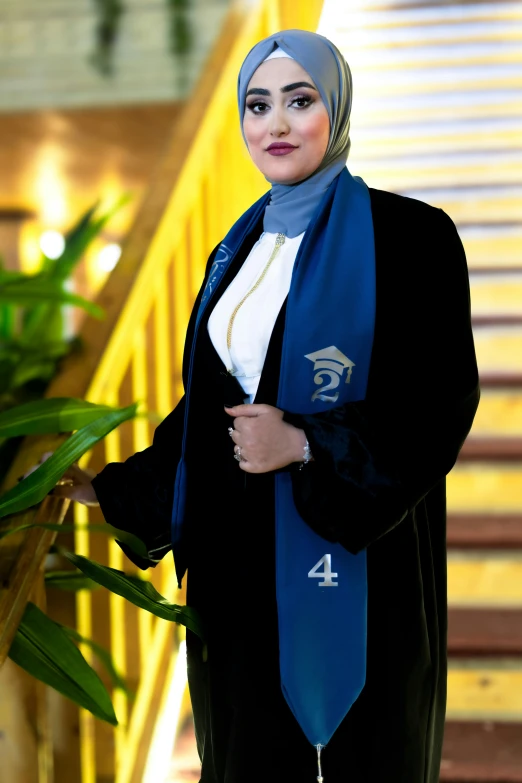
[{"left": 305, "top": 346, "right": 355, "bottom": 403}]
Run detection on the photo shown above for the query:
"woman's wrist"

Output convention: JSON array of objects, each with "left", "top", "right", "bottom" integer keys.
[{"left": 294, "top": 428, "right": 313, "bottom": 466}]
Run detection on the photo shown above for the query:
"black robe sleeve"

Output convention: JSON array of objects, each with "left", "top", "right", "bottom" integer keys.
[
  {"left": 91, "top": 243, "right": 221, "bottom": 569},
  {"left": 284, "top": 205, "right": 480, "bottom": 554},
  {"left": 91, "top": 396, "right": 185, "bottom": 568}
]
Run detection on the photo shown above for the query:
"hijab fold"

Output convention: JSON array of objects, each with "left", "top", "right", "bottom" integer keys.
[{"left": 237, "top": 30, "right": 353, "bottom": 237}]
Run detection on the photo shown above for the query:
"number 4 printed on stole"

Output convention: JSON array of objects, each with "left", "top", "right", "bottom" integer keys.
[{"left": 308, "top": 554, "right": 338, "bottom": 587}]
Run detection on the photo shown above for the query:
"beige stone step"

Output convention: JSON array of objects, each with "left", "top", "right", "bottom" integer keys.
[
  {"left": 448, "top": 551, "right": 522, "bottom": 606},
  {"left": 398, "top": 186, "right": 522, "bottom": 225},
  {"left": 473, "top": 326, "right": 522, "bottom": 374},
  {"left": 471, "top": 389, "right": 522, "bottom": 436},
  {"left": 340, "top": 41, "right": 522, "bottom": 70},
  {"left": 470, "top": 274, "right": 522, "bottom": 317},
  {"left": 447, "top": 464, "right": 522, "bottom": 513},
  {"left": 460, "top": 229, "right": 522, "bottom": 270},
  {"left": 351, "top": 154, "right": 522, "bottom": 190},
  {"left": 447, "top": 660, "right": 522, "bottom": 721},
  {"left": 332, "top": 19, "right": 522, "bottom": 49},
  {"left": 355, "top": 126, "right": 522, "bottom": 158},
  {"left": 352, "top": 71, "right": 522, "bottom": 101},
  {"left": 354, "top": 98, "right": 522, "bottom": 126}
]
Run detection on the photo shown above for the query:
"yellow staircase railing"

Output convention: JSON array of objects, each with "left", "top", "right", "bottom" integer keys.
[{"left": 0, "top": 1, "right": 323, "bottom": 782}]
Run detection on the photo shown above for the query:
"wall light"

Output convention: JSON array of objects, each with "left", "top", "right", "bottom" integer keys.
[
  {"left": 39, "top": 230, "right": 65, "bottom": 260},
  {"left": 97, "top": 243, "right": 122, "bottom": 272}
]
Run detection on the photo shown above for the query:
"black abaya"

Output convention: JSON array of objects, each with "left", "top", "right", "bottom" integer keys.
[{"left": 92, "top": 187, "right": 479, "bottom": 783}]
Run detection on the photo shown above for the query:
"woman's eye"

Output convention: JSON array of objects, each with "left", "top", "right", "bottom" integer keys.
[
  {"left": 247, "top": 101, "right": 269, "bottom": 114},
  {"left": 290, "top": 95, "right": 313, "bottom": 109}
]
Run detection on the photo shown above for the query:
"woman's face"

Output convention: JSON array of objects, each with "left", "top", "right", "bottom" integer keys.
[{"left": 243, "top": 58, "right": 330, "bottom": 185}]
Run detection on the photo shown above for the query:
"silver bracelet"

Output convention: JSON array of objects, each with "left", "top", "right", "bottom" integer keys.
[{"left": 299, "top": 438, "right": 313, "bottom": 471}]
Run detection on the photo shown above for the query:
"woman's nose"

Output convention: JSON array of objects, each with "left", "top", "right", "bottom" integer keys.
[{"left": 269, "top": 108, "right": 290, "bottom": 137}]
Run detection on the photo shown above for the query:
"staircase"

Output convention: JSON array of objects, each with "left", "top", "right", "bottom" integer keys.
[{"left": 317, "top": 0, "right": 522, "bottom": 779}]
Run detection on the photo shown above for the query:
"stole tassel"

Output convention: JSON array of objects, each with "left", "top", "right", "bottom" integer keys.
[{"left": 316, "top": 744, "right": 325, "bottom": 783}]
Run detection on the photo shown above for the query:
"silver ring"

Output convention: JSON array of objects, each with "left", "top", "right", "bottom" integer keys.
[
  {"left": 228, "top": 427, "right": 234, "bottom": 438},
  {"left": 234, "top": 445, "right": 242, "bottom": 462}
]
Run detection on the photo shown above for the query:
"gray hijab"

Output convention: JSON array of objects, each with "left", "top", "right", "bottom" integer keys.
[{"left": 237, "top": 29, "right": 352, "bottom": 238}]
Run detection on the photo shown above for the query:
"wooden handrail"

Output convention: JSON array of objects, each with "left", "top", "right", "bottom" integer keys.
[
  {"left": 0, "top": 0, "right": 249, "bottom": 668},
  {"left": 0, "top": 1, "right": 324, "bottom": 780}
]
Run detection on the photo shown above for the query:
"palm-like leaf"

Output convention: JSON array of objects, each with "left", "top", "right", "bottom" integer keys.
[
  {"left": 0, "top": 522, "right": 150, "bottom": 562},
  {"left": 0, "top": 277, "right": 104, "bottom": 318},
  {"left": 0, "top": 398, "right": 116, "bottom": 438},
  {"left": 0, "top": 403, "right": 138, "bottom": 518},
  {"left": 62, "top": 626, "right": 132, "bottom": 696},
  {"left": 45, "top": 571, "right": 100, "bottom": 591},
  {"left": 9, "top": 602, "right": 117, "bottom": 725},
  {"left": 62, "top": 551, "right": 205, "bottom": 640}
]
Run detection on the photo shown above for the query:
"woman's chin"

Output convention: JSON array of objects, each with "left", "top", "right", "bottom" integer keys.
[{"left": 263, "top": 166, "right": 313, "bottom": 186}]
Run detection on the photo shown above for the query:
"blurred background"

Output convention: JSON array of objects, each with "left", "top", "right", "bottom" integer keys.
[{"left": 0, "top": 1, "right": 521, "bottom": 782}]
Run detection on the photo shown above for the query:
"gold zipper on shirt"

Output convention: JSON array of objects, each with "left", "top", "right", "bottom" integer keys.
[{"left": 226, "top": 232, "right": 286, "bottom": 353}]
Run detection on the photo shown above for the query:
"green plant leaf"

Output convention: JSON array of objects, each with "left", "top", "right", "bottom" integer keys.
[
  {"left": 0, "top": 521, "right": 150, "bottom": 561},
  {"left": 45, "top": 570, "right": 100, "bottom": 591},
  {"left": 9, "top": 602, "right": 117, "bottom": 725},
  {"left": 50, "top": 196, "right": 130, "bottom": 282},
  {"left": 62, "top": 551, "right": 205, "bottom": 640},
  {"left": 0, "top": 397, "right": 116, "bottom": 438},
  {"left": 0, "top": 303, "right": 15, "bottom": 341},
  {"left": 62, "top": 626, "right": 132, "bottom": 697},
  {"left": 0, "top": 403, "right": 138, "bottom": 518},
  {"left": 0, "top": 277, "right": 104, "bottom": 318},
  {"left": 10, "top": 356, "right": 60, "bottom": 389}
]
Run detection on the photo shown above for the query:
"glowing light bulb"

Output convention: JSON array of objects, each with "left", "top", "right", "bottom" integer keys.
[
  {"left": 40, "top": 230, "right": 65, "bottom": 259},
  {"left": 97, "top": 243, "right": 122, "bottom": 272}
]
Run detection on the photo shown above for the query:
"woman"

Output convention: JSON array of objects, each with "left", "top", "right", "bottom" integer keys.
[{"left": 56, "top": 30, "right": 479, "bottom": 783}]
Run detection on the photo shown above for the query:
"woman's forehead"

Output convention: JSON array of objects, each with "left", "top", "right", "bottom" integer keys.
[{"left": 247, "top": 58, "right": 315, "bottom": 91}]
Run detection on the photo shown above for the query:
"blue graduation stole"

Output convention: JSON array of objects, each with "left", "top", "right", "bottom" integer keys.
[{"left": 172, "top": 167, "right": 376, "bottom": 756}]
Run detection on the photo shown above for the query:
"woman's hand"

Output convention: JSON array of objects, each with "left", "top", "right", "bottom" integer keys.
[
  {"left": 225, "top": 404, "right": 307, "bottom": 473},
  {"left": 19, "top": 451, "right": 100, "bottom": 507}
]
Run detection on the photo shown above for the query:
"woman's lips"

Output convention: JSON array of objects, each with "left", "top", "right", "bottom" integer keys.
[{"left": 266, "top": 143, "right": 297, "bottom": 156}]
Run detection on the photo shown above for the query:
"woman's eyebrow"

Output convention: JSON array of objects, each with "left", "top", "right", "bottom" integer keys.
[
  {"left": 281, "top": 81, "right": 317, "bottom": 93},
  {"left": 246, "top": 87, "right": 270, "bottom": 97},
  {"left": 245, "top": 81, "right": 318, "bottom": 98}
]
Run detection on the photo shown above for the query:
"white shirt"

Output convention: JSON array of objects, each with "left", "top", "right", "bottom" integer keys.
[{"left": 208, "top": 231, "right": 305, "bottom": 403}]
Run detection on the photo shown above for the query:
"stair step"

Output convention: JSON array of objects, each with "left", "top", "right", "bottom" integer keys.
[
  {"left": 474, "top": 315, "right": 522, "bottom": 327},
  {"left": 355, "top": 4, "right": 522, "bottom": 29},
  {"left": 471, "top": 281, "right": 522, "bottom": 324},
  {"left": 448, "top": 609, "right": 522, "bottom": 656},
  {"left": 471, "top": 391, "right": 522, "bottom": 437},
  {"left": 398, "top": 183, "right": 522, "bottom": 223},
  {"left": 459, "top": 437, "right": 522, "bottom": 462},
  {"left": 333, "top": 18, "right": 522, "bottom": 49},
  {"left": 473, "top": 326, "right": 522, "bottom": 376},
  {"left": 447, "top": 514, "right": 522, "bottom": 549},
  {"left": 356, "top": 100, "right": 522, "bottom": 130},
  {"left": 447, "top": 551, "right": 522, "bottom": 606},
  {"left": 447, "top": 465, "right": 522, "bottom": 513},
  {"left": 469, "top": 273, "right": 522, "bottom": 318},
  {"left": 355, "top": 123, "right": 522, "bottom": 159},
  {"left": 441, "top": 721, "right": 522, "bottom": 782},
  {"left": 447, "top": 660, "right": 522, "bottom": 720},
  {"left": 480, "top": 373, "right": 522, "bottom": 389},
  {"left": 352, "top": 152, "right": 522, "bottom": 191}
]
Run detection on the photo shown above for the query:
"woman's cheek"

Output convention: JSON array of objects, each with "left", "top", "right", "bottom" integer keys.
[
  {"left": 243, "top": 118, "right": 264, "bottom": 150},
  {"left": 299, "top": 110, "right": 330, "bottom": 150}
]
